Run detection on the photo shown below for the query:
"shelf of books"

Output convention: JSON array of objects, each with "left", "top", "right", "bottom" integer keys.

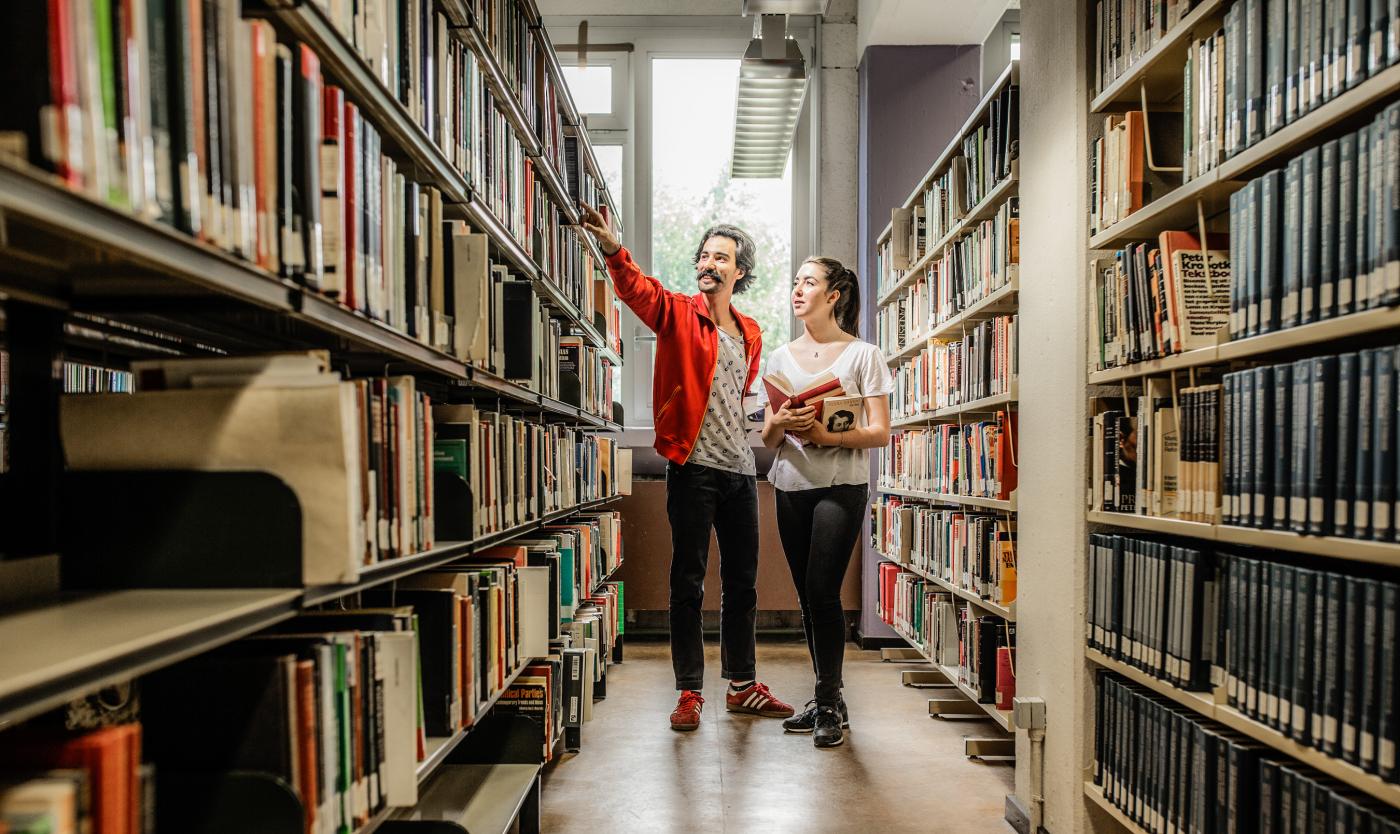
[
  {"left": 873, "top": 558, "right": 1016, "bottom": 731},
  {"left": 1085, "top": 0, "right": 1400, "bottom": 827},
  {"left": 870, "top": 61, "right": 1020, "bottom": 757},
  {"left": 0, "top": 1, "right": 630, "bottom": 830}
]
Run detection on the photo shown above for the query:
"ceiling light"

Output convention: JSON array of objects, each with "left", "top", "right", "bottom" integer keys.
[{"left": 730, "top": 17, "right": 808, "bottom": 179}]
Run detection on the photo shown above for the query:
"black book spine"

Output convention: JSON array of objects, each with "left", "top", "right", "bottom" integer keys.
[
  {"left": 1260, "top": 170, "right": 1284, "bottom": 335},
  {"left": 1228, "top": 553, "right": 1243, "bottom": 709},
  {"left": 1291, "top": 358, "right": 1314, "bottom": 532},
  {"left": 1348, "top": 0, "right": 1371, "bottom": 88},
  {"left": 1288, "top": 0, "right": 1303, "bottom": 123},
  {"left": 1360, "top": 579, "right": 1383, "bottom": 778},
  {"left": 1343, "top": 576, "right": 1365, "bottom": 765},
  {"left": 1259, "top": 759, "right": 1278, "bottom": 834},
  {"left": 1385, "top": 103, "right": 1400, "bottom": 307},
  {"left": 1373, "top": 344, "right": 1397, "bottom": 540},
  {"left": 1358, "top": 348, "right": 1377, "bottom": 537},
  {"left": 1255, "top": 366, "right": 1276, "bottom": 529},
  {"left": 1302, "top": 146, "right": 1323, "bottom": 324},
  {"left": 1279, "top": 565, "right": 1297, "bottom": 736},
  {"left": 1269, "top": 0, "right": 1288, "bottom": 135},
  {"left": 1247, "top": 0, "right": 1265, "bottom": 146},
  {"left": 1233, "top": 190, "right": 1247, "bottom": 341},
  {"left": 1359, "top": 578, "right": 1382, "bottom": 772},
  {"left": 1340, "top": 131, "right": 1359, "bottom": 316},
  {"left": 1285, "top": 155, "right": 1303, "bottom": 329},
  {"left": 1225, "top": 374, "right": 1239, "bottom": 526},
  {"left": 1309, "top": 355, "right": 1340, "bottom": 534},
  {"left": 1336, "top": 352, "right": 1360, "bottom": 537},
  {"left": 1295, "top": 568, "right": 1317, "bottom": 745},
  {"left": 1378, "top": 581, "right": 1398, "bottom": 780},
  {"left": 1370, "top": 117, "right": 1387, "bottom": 311},
  {"left": 1322, "top": 572, "right": 1346, "bottom": 756},
  {"left": 1243, "top": 371, "right": 1256, "bottom": 527},
  {"left": 1360, "top": 121, "right": 1375, "bottom": 310},
  {"left": 1266, "top": 561, "right": 1284, "bottom": 729},
  {"left": 1248, "top": 180, "right": 1263, "bottom": 337},
  {"left": 1247, "top": 558, "right": 1263, "bottom": 719},
  {"left": 1322, "top": 139, "right": 1341, "bottom": 320}
]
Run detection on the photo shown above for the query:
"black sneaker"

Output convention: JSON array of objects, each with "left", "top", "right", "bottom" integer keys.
[
  {"left": 782, "top": 699, "right": 849, "bottom": 733},
  {"left": 813, "top": 705, "right": 845, "bottom": 748}
]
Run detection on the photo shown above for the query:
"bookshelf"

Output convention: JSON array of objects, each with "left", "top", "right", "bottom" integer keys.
[
  {"left": 876, "top": 550, "right": 1016, "bottom": 621},
  {"left": 1083, "top": 0, "right": 1400, "bottom": 828},
  {"left": 871, "top": 60, "right": 1020, "bottom": 757},
  {"left": 0, "top": 0, "right": 627, "bottom": 830}
]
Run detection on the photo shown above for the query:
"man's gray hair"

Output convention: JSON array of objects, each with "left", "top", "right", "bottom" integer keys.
[{"left": 693, "top": 224, "right": 757, "bottom": 294}]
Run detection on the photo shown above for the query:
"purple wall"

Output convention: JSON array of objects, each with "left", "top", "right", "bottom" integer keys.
[{"left": 858, "top": 45, "right": 983, "bottom": 642}]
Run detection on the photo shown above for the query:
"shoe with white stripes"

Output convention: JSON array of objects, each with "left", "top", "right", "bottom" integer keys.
[{"left": 725, "top": 681, "right": 795, "bottom": 718}]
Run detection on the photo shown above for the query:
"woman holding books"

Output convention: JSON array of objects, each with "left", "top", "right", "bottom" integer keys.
[{"left": 760, "top": 256, "right": 892, "bottom": 748}]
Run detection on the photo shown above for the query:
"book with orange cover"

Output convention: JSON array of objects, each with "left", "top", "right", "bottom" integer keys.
[{"left": 12, "top": 724, "right": 140, "bottom": 834}]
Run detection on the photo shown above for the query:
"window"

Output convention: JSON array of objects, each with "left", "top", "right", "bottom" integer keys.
[
  {"left": 560, "top": 65, "right": 613, "bottom": 115},
  {"left": 593, "top": 144, "right": 624, "bottom": 210},
  {"left": 650, "top": 57, "right": 793, "bottom": 371}
]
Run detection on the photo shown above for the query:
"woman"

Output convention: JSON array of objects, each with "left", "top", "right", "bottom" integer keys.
[{"left": 761, "top": 256, "right": 892, "bottom": 749}]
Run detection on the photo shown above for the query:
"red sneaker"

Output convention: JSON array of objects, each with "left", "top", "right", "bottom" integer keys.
[
  {"left": 725, "top": 681, "right": 795, "bottom": 718},
  {"left": 670, "top": 690, "right": 704, "bottom": 731}
]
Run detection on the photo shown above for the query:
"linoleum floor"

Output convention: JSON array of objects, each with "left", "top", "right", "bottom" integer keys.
[{"left": 540, "top": 640, "right": 1016, "bottom": 834}]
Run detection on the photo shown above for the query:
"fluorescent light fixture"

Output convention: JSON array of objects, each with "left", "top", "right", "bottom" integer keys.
[{"left": 729, "top": 28, "right": 808, "bottom": 179}]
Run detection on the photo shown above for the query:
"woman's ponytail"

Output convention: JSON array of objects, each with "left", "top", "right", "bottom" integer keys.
[{"left": 803, "top": 256, "right": 862, "bottom": 337}]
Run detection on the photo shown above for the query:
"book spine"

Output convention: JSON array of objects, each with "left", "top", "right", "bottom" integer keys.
[
  {"left": 1335, "top": 352, "right": 1359, "bottom": 537},
  {"left": 1372, "top": 343, "right": 1396, "bottom": 540},
  {"left": 1308, "top": 355, "right": 1338, "bottom": 534},
  {"left": 1253, "top": 365, "right": 1275, "bottom": 529}
]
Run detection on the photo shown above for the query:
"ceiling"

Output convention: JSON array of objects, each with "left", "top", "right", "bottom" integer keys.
[{"left": 857, "top": 0, "right": 1015, "bottom": 53}]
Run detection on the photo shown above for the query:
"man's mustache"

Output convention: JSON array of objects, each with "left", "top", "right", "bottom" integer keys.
[{"left": 698, "top": 269, "right": 722, "bottom": 282}]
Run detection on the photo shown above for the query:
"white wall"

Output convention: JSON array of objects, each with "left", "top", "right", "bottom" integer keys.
[
  {"left": 857, "top": 0, "right": 1013, "bottom": 56},
  {"left": 818, "top": 0, "right": 859, "bottom": 265},
  {"left": 1016, "top": 1, "right": 1109, "bottom": 831}
]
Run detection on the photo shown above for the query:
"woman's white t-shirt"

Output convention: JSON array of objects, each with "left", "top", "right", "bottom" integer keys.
[{"left": 761, "top": 340, "right": 894, "bottom": 492}]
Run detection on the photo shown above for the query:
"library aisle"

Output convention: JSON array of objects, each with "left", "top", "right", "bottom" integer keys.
[{"left": 541, "top": 642, "right": 1014, "bottom": 834}]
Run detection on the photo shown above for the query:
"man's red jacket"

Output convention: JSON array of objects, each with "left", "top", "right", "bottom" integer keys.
[{"left": 604, "top": 246, "right": 762, "bottom": 466}]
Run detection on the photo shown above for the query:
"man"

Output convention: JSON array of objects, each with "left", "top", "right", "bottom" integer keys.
[{"left": 578, "top": 202, "right": 794, "bottom": 731}]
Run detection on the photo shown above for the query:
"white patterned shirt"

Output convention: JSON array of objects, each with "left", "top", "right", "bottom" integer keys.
[{"left": 686, "top": 328, "right": 757, "bottom": 476}]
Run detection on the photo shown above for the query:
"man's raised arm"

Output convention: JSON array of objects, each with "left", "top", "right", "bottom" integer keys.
[{"left": 578, "top": 202, "right": 674, "bottom": 333}]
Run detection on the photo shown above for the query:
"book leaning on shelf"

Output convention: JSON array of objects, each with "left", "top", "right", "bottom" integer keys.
[
  {"left": 1090, "top": 109, "right": 1184, "bottom": 234},
  {"left": 1090, "top": 231, "right": 1232, "bottom": 370},
  {"left": 61, "top": 353, "right": 435, "bottom": 585}
]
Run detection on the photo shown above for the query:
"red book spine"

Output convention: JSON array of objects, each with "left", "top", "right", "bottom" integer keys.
[
  {"left": 295, "top": 660, "right": 320, "bottom": 834},
  {"left": 995, "top": 646, "right": 1016, "bottom": 711},
  {"left": 47, "top": 0, "right": 79, "bottom": 187}
]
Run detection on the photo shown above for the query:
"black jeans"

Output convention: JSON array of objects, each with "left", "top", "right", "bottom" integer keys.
[
  {"left": 774, "top": 483, "right": 868, "bottom": 705},
  {"left": 666, "top": 461, "right": 760, "bottom": 691}
]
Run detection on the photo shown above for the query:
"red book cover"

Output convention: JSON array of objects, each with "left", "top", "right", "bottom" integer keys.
[
  {"left": 47, "top": 0, "right": 79, "bottom": 187},
  {"left": 188, "top": 0, "right": 207, "bottom": 241},
  {"left": 995, "top": 646, "right": 1016, "bottom": 711},
  {"left": 251, "top": 20, "right": 275, "bottom": 271},
  {"left": 476, "top": 545, "right": 527, "bottom": 567},
  {"left": 14, "top": 724, "right": 140, "bottom": 834},
  {"left": 761, "top": 372, "right": 844, "bottom": 412},
  {"left": 321, "top": 84, "right": 345, "bottom": 297},
  {"left": 294, "top": 659, "right": 320, "bottom": 834},
  {"left": 995, "top": 409, "right": 1018, "bottom": 500}
]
